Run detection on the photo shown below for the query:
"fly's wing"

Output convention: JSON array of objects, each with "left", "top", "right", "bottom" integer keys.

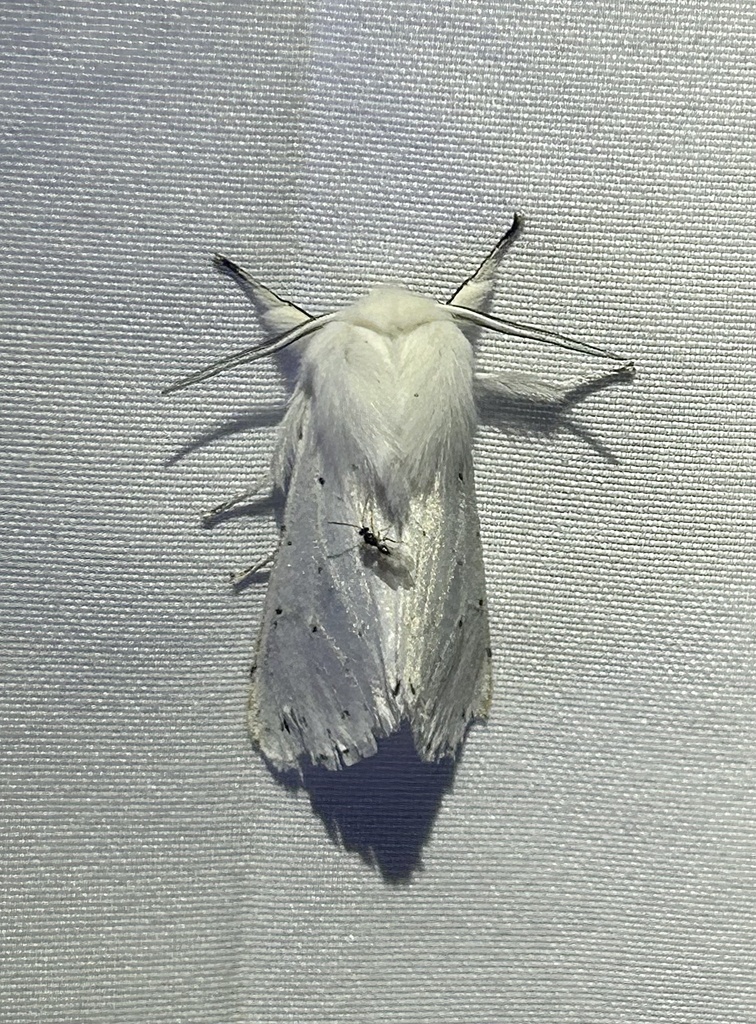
[
  {"left": 396, "top": 459, "right": 492, "bottom": 761},
  {"left": 249, "top": 424, "right": 402, "bottom": 772}
]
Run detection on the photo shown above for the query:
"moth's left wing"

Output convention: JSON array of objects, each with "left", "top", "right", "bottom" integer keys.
[{"left": 395, "top": 460, "right": 492, "bottom": 761}]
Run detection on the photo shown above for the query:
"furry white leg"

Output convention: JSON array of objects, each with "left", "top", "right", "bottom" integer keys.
[
  {"left": 474, "top": 363, "right": 634, "bottom": 411},
  {"left": 230, "top": 550, "right": 276, "bottom": 586},
  {"left": 201, "top": 474, "right": 271, "bottom": 524}
]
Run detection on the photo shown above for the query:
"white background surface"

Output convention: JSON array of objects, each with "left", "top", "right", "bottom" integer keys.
[{"left": 3, "top": 2, "right": 755, "bottom": 1022}]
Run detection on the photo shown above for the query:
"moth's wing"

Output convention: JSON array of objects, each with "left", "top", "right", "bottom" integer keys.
[
  {"left": 249, "top": 427, "right": 401, "bottom": 771},
  {"left": 397, "top": 460, "right": 492, "bottom": 761}
]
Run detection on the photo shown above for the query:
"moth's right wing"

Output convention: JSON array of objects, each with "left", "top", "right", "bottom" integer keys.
[{"left": 249, "top": 417, "right": 402, "bottom": 771}]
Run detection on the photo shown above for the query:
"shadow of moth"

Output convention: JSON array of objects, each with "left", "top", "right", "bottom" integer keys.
[{"left": 164, "top": 215, "right": 632, "bottom": 772}]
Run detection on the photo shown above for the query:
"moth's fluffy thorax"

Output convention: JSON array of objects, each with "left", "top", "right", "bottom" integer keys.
[
  {"left": 297, "top": 286, "right": 476, "bottom": 517},
  {"left": 336, "top": 286, "right": 452, "bottom": 337}
]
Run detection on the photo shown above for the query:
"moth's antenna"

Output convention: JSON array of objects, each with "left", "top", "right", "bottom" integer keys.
[
  {"left": 213, "top": 254, "right": 313, "bottom": 321},
  {"left": 162, "top": 313, "right": 339, "bottom": 394},
  {"left": 449, "top": 306, "right": 623, "bottom": 362},
  {"left": 447, "top": 213, "right": 522, "bottom": 306}
]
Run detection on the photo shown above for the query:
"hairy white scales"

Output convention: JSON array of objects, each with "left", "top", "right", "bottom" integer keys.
[{"left": 163, "top": 216, "right": 632, "bottom": 772}]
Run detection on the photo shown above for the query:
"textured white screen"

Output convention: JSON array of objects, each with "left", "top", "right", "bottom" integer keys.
[{"left": 4, "top": 2, "right": 755, "bottom": 1022}]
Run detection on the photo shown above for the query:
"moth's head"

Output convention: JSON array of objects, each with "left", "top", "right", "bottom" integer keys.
[{"left": 339, "top": 286, "right": 451, "bottom": 336}]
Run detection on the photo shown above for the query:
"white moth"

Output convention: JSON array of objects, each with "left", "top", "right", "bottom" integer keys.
[{"left": 165, "top": 216, "right": 631, "bottom": 772}]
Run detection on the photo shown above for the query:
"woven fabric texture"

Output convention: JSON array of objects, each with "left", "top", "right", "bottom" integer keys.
[{"left": 3, "top": 2, "right": 755, "bottom": 1022}]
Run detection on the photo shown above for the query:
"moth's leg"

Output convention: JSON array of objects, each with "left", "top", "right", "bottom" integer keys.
[
  {"left": 230, "top": 550, "right": 276, "bottom": 586},
  {"left": 202, "top": 474, "right": 272, "bottom": 523},
  {"left": 474, "top": 363, "right": 634, "bottom": 412},
  {"left": 270, "top": 389, "right": 308, "bottom": 491}
]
